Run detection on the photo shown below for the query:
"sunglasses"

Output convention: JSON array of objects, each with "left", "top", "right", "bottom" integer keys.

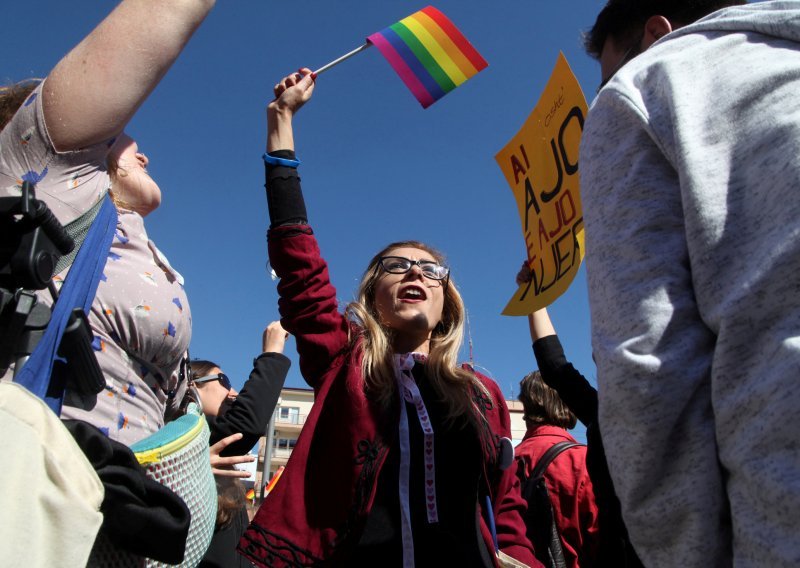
[
  {"left": 193, "top": 372, "right": 232, "bottom": 390},
  {"left": 378, "top": 256, "right": 450, "bottom": 281}
]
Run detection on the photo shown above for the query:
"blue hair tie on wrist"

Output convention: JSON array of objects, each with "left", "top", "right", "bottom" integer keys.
[{"left": 263, "top": 153, "right": 300, "bottom": 168}]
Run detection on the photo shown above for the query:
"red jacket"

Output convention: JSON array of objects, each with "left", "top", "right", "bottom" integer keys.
[
  {"left": 514, "top": 425, "right": 600, "bottom": 568},
  {"left": 239, "top": 225, "right": 538, "bottom": 567}
]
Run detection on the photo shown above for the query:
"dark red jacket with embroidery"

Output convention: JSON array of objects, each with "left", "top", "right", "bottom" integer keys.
[
  {"left": 515, "top": 425, "right": 600, "bottom": 568},
  {"left": 239, "top": 225, "right": 538, "bottom": 567}
]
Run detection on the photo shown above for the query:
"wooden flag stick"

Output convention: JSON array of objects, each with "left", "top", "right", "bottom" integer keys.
[{"left": 314, "top": 43, "right": 371, "bottom": 76}]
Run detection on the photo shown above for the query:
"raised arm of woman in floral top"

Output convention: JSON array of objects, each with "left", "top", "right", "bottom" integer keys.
[{"left": 44, "top": 0, "right": 216, "bottom": 152}]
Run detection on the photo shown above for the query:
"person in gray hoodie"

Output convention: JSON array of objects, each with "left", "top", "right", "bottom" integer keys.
[{"left": 580, "top": 1, "right": 800, "bottom": 567}]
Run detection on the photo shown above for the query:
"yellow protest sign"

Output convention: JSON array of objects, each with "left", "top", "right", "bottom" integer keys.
[{"left": 495, "top": 53, "right": 588, "bottom": 316}]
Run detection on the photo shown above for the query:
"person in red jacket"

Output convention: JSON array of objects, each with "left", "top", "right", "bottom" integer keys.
[
  {"left": 515, "top": 366, "right": 599, "bottom": 568},
  {"left": 515, "top": 262, "right": 639, "bottom": 567},
  {"left": 238, "top": 69, "right": 539, "bottom": 568}
]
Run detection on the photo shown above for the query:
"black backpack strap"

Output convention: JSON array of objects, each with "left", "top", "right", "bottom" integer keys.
[
  {"left": 522, "top": 440, "right": 585, "bottom": 568},
  {"left": 530, "top": 441, "right": 584, "bottom": 481}
]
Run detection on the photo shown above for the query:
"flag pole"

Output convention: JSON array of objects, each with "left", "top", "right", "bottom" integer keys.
[{"left": 314, "top": 43, "right": 371, "bottom": 76}]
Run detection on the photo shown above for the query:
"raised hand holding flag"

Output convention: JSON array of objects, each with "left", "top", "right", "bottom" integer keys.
[{"left": 314, "top": 6, "right": 488, "bottom": 108}]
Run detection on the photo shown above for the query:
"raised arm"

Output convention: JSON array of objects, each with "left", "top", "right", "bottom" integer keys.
[
  {"left": 516, "top": 262, "right": 597, "bottom": 426},
  {"left": 517, "top": 262, "right": 558, "bottom": 341},
  {"left": 43, "top": 0, "right": 215, "bottom": 151},
  {"left": 264, "top": 71, "right": 350, "bottom": 385},
  {"left": 266, "top": 68, "right": 316, "bottom": 154},
  {"left": 528, "top": 310, "right": 556, "bottom": 342},
  {"left": 262, "top": 320, "right": 290, "bottom": 354},
  {"left": 210, "top": 321, "right": 291, "bottom": 457}
]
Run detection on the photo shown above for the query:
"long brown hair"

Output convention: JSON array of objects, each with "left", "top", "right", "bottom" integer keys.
[
  {"left": 215, "top": 476, "right": 247, "bottom": 529},
  {"left": 0, "top": 79, "right": 41, "bottom": 132},
  {"left": 346, "top": 240, "right": 485, "bottom": 423},
  {"left": 518, "top": 370, "right": 577, "bottom": 429}
]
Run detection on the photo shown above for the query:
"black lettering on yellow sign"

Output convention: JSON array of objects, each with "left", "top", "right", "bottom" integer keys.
[
  {"left": 525, "top": 105, "right": 585, "bottom": 217},
  {"left": 516, "top": 105, "right": 584, "bottom": 233},
  {"left": 512, "top": 143, "right": 531, "bottom": 188},
  {"left": 495, "top": 53, "right": 589, "bottom": 315},
  {"left": 519, "top": 216, "right": 584, "bottom": 302},
  {"left": 514, "top": 105, "right": 585, "bottom": 301}
]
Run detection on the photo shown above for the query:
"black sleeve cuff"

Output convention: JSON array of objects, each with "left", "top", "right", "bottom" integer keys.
[
  {"left": 253, "top": 351, "right": 291, "bottom": 367},
  {"left": 265, "top": 149, "right": 308, "bottom": 228}
]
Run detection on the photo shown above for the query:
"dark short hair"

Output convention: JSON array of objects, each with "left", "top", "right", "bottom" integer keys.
[
  {"left": 584, "top": 0, "right": 747, "bottom": 58},
  {"left": 518, "top": 370, "right": 577, "bottom": 430},
  {"left": 189, "top": 359, "right": 220, "bottom": 382}
]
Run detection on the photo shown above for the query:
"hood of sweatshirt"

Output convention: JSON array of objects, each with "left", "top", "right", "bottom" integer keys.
[{"left": 665, "top": 0, "right": 800, "bottom": 45}]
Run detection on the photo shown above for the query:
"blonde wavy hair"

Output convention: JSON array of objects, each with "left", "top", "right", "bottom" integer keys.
[{"left": 346, "top": 240, "right": 485, "bottom": 423}]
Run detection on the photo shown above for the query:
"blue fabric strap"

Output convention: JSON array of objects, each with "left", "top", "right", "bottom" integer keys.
[
  {"left": 14, "top": 196, "right": 117, "bottom": 414},
  {"left": 485, "top": 495, "right": 499, "bottom": 552},
  {"left": 262, "top": 152, "right": 300, "bottom": 168}
]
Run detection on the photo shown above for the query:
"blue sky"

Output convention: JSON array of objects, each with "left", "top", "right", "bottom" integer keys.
[{"left": 3, "top": 2, "right": 607, "bottom": 419}]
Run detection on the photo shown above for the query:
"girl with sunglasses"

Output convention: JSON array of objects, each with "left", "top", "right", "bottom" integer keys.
[
  {"left": 240, "top": 70, "right": 537, "bottom": 568},
  {"left": 190, "top": 320, "right": 291, "bottom": 568}
]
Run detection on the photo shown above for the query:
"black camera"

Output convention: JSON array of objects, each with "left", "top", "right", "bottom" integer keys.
[{"left": 0, "top": 181, "right": 104, "bottom": 394}]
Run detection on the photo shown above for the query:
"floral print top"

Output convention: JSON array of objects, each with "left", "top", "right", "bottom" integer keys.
[{"left": 0, "top": 82, "right": 191, "bottom": 445}]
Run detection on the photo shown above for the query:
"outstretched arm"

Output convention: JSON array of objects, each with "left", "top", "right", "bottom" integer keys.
[
  {"left": 210, "top": 321, "right": 291, "bottom": 456},
  {"left": 264, "top": 70, "right": 349, "bottom": 384},
  {"left": 515, "top": 261, "right": 597, "bottom": 425},
  {"left": 43, "top": 0, "right": 216, "bottom": 151}
]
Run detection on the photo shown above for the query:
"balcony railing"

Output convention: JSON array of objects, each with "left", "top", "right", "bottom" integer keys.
[{"left": 275, "top": 413, "right": 308, "bottom": 426}]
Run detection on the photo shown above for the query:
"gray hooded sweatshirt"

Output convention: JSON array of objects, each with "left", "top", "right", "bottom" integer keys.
[{"left": 580, "top": 2, "right": 800, "bottom": 567}]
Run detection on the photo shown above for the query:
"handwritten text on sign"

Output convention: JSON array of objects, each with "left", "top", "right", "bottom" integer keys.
[{"left": 495, "top": 53, "right": 588, "bottom": 315}]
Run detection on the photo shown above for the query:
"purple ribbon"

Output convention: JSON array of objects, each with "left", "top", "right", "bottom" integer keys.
[{"left": 394, "top": 352, "right": 438, "bottom": 568}]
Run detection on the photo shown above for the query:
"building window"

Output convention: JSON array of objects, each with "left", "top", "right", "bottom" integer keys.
[
  {"left": 273, "top": 438, "right": 297, "bottom": 450},
  {"left": 279, "top": 406, "right": 300, "bottom": 424}
]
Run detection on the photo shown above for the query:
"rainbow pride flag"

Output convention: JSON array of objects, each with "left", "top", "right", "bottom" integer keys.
[
  {"left": 367, "top": 6, "right": 488, "bottom": 108},
  {"left": 264, "top": 465, "right": 285, "bottom": 496}
]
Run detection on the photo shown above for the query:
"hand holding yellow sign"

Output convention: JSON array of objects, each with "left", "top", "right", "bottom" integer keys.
[{"left": 495, "top": 53, "right": 588, "bottom": 316}]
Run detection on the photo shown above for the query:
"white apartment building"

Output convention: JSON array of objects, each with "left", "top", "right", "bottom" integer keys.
[{"left": 253, "top": 387, "right": 314, "bottom": 498}]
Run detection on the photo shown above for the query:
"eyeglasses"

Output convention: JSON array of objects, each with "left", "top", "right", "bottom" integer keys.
[
  {"left": 596, "top": 33, "right": 644, "bottom": 94},
  {"left": 378, "top": 256, "right": 450, "bottom": 281},
  {"left": 193, "top": 373, "right": 232, "bottom": 390}
]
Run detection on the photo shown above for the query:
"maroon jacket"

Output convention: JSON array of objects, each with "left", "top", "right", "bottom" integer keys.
[
  {"left": 239, "top": 225, "right": 538, "bottom": 567},
  {"left": 515, "top": 425, "right": 600, "bottom": 568}
]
